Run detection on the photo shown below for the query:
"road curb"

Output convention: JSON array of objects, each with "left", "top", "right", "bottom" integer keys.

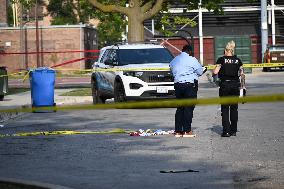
[{"left": 0, "top": 177, "right": 74, "bottom": 189}]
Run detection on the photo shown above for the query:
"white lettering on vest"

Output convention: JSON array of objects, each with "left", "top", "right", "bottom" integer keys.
[{"left": 224, "top": 58, "right": 238, "bottom": 64}]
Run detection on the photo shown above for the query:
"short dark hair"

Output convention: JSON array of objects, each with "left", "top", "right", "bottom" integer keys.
[{"left": 182, "top": 45, "right": 193, "bottom": 53}]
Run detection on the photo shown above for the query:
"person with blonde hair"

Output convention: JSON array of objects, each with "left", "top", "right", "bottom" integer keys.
[
  {"left": 213, "top": 40, "right": 245, "bottom": 137},
  {"left": 225, "top": 40, "right": 235, "bottom": 54}
]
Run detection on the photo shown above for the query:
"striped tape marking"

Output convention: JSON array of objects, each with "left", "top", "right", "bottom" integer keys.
[
  {"left": 0, "top": 71, "right": 28, "bottom": 78},
  {"left": 92, "top": 63, "right": 284, "bottom": 72},
  {"left": 1, "top": 94, "right": 284, "bottom": 137},
  {"left": 0, "top": 128, "right": 133, "bottom": 138},
  {"left": 206, "top": 63, "right": 284, "bottom": 69},
  {"left": 1, "top": 63, "right": 284, "bottom": 78},
  {"left": 1, "top": 94, "right": 284, "bottom": 113}
]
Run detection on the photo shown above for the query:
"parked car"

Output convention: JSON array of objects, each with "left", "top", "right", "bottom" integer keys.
[
  {"left": 263, "top": 45, "right": 284, "bottom": 72},
  {"left": 91, "top": 43, "right": 175, "bottom": 104}
]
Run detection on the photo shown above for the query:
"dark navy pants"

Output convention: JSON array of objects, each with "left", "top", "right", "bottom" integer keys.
[
  {"left": 219, "top": 80, "right": 240, "bottom": 134},
  {"left": 174, "top": 82, "right": 197, "bottom": 133}
]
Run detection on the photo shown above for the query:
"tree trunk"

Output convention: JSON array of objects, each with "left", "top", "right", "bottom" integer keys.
[{"left": 127, "top": 14, "right": 144, "bottom": 42}]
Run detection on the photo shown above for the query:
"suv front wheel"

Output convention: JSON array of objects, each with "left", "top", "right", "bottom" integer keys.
[
  {"left": 114, "top": 81, "right": 126, "bottom": 102},
  {"left": 92, "top": 79, "right": 106, "bottom": 104}
]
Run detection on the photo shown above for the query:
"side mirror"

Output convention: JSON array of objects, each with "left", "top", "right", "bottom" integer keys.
[{"left": 92, "top": 62, "right": 99, "bottom": 68}]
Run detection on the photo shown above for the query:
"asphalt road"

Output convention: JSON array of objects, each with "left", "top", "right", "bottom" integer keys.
[{"left": 0, "top": 70, "right": 283, "bottom": 189}]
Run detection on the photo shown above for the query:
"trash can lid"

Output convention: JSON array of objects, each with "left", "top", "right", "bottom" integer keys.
[{"left": 29, "top": 67, "right": 55, "bottom": 72}]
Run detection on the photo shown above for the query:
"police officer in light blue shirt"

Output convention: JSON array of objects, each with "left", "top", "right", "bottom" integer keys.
[{"left": 169, "top": 44, "right": 205, "bottom": 138}]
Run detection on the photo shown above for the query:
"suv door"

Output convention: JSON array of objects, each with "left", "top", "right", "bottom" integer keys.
[
  {"left": 102, "top": 49, "right": 118, "bottom": 93},
  {"left": 92, "top": 48, "right": 118, "bottom": 103}
]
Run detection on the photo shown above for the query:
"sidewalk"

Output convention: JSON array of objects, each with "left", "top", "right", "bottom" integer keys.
[{"left": 0, "top": 89, "right": 92, "bottom": 122}]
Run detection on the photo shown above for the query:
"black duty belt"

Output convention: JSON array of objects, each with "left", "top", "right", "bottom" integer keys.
[
  {"left": 176, "top": 82, "right": 194, "bottom": 85},
  {"left": 221, "top": 80, "right": 239, "bottom": 82},
  {"left": 175, "top": 82, "right": 195, "bottom": 87}
]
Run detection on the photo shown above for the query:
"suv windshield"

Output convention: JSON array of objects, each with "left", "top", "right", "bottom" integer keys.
[{"left": 118, "top": 48, "right": 173, "bottom": 65}]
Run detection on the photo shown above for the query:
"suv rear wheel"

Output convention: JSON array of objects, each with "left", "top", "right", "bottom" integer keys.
[{"left": 114, "top": 81, "right": 126, "bottom": 102}]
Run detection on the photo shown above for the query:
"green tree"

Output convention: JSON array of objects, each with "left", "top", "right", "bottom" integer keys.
[
  {"left": 46, "top": 0, "right": 126, "bottom": 46},
  {"left": 47, "top": 0, "right": 78, "bottom": 24},
  {"left": 17, "top": 0, "right": 224, "bottom": 43},
  {"left": 95, "top": 13, "right": 126, "bottom": 47},
  {"left": 88, "top": 0, "right": 224, "bottom": 42}
]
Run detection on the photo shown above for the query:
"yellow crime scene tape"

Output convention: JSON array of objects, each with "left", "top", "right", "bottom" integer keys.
[
  {"left": 206, "top": 63, "right": 284, "bottom": 70},
  {"left": 1, "top": 94, "right": 284, "bottom": 114},
  {"left": 90, "top": 63, "right": 284, "bottom": 72},
  {"left": 1, "top": 94, "right": 284, "bottom": 137},
  {"left": 0, "top": 70, "right": 28, "bottom": 78},
  {"left": 1, "top": 63, "right": 283, "bottom": 137},
  {"left": 0, "top": 128, "right": 133, "bottom": 138},
  {"left": 1, "top": 63, "right": 283, "bottom": 77}
]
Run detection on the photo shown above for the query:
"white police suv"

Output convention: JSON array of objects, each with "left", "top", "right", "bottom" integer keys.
[{"left": 91, "top": 43, "right": 175, "bottom": 104}]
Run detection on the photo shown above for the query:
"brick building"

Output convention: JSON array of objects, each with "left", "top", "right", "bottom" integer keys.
[
  {"left": 0, "top": 25, "right": 98, "bottom": 73},
  {"left": 0, "top": 0, "right": 98, "bottom": 73}
]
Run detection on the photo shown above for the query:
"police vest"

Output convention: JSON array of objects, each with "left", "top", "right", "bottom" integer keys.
[{"left": 216, "top": 56, "right": 243, "bottom": 81}]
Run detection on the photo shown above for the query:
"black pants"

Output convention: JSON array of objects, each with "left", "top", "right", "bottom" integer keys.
[
  {"left": 174, "top": 82, "right": 197, "bottom": 133},
  {"left": 219, "top": 81, "right": 240, "bottom": 134}
]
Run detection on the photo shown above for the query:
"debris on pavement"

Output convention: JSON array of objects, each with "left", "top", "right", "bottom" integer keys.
[{"left": 129, "top": 129, "right": 175, "bottom": 136}]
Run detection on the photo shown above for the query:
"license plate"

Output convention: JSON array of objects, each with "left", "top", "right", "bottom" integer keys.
[
  {"left": 272, "top": 57, "right": 278, "bottom": 61},
  {"left": 157, "top": 86, "right": 168, "bottom": 93}
]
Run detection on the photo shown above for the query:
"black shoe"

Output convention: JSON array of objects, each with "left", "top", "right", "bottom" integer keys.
[
  {"left": 221, "top": 132, "right": 230, "bottom": 137},
  {"left": 230, "top": 132, "right": 236, "bottom": 136}
]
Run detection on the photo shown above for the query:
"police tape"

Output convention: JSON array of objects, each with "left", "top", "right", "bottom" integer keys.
[
  {"left": 91, "top": 63, "right": 284, "bottom": 72},
  {"left": 1, "top": 63, "right": 284, "bottom": 78},
  {"left": 206, "top": 63, "right": 284, "bottom": 69},
  {"left": 0, "top": 94, "right": 284, "bottom": 114},
  {"left": 0, "top": 128, "right": 132, "bottom": 138},
  {"left": 53, "top": 62, "right": 284, "bottom": 72},
  {"left": 0, "top": 70, "right": 28, "bottom": 78}
]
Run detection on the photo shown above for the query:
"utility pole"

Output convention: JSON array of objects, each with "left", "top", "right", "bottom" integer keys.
[
  {"left": 261, "top": 0, "right": 268, "bottom": 60},
  {"left": 151, "top": 19, "right": 155, "bottom": 36},
  {"left": 20, "top": 3, "right": 25, "bottom": 70},
  {"left": 198, "top": 0, "right": 204, "bottom": 65},
  {"left": 271, "top": 0, "right": 276, "bottom": 45},
  {"left": 35, "top": 0, "right": 40, "bottom": 67}
]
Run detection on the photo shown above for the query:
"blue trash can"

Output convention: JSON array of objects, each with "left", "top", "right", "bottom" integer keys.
[{"left": 29, "top": 67, "right": 56, "bottom": 109}]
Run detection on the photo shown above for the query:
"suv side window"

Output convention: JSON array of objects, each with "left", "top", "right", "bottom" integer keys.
[
  {"left": 108, "top": 49, "right": 118, "bottom": 63},
  {"left": 100, "top": 49, "right": 111, "bottom": 63}
]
